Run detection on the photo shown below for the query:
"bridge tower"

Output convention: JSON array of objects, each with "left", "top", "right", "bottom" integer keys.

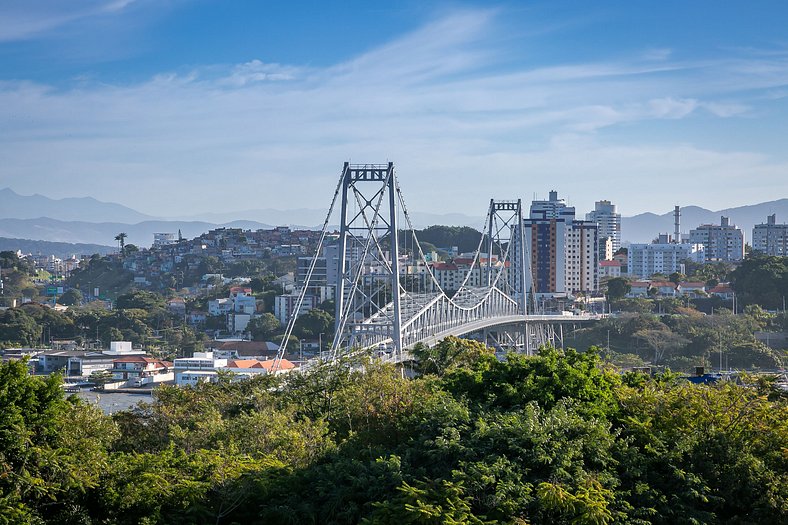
[
  {"left": 485, "top": 199, "right": 529, "bottom": 315},
  {"left": 332, "top": 162, "right": 404, "bottom": 357}
]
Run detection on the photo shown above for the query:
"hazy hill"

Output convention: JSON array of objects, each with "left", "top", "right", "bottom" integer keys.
[
  {"left": 0, "top": 218, "right": 274, "bottom": 247},
  {"left": 2, "top": 187, "right": 786, "bottom": 246},
  {"left": 0, "top": 237, "right": 114, "bottom": 258},
  {"left": 0, "top": 187, "right": 155, "bottom": 223},
  {"left": 621, "top": 199, "right": 788, "bottom": 243},
  {"left": 1, "top": 187, "right": 484, "bottom": 233},
  {"left": 176, "top": 208, "right": 485, "bottom": 230}
]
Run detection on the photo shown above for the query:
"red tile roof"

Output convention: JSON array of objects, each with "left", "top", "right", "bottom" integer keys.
[
  {"left": 431, "top": 262, "right": 459, "bottom": 271},
  {"left": 227, "top": 358, "right": 295, "bottom": 371},
  {"left": 650, "top": 282, "right": 677, "bottom": 288}
]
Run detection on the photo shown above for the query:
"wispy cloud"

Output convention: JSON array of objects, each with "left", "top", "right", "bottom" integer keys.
[
  {"left": 219, "top": 60, "right": 302, "bottom": 87},
  {"left": 0, "top": 7, "right": 786, "bottom": 217},
  {"left": 0, "top": 1, "right": 140, "bottom": 41},
  {"left": 642, "top": 48, "right": 673, "bottom": 61}
]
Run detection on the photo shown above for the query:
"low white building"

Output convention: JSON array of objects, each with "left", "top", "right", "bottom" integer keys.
[
  {"left": 677, "top": 282, "right": 706, "bottom": 296},
  {"left": 173, "top": 351, "right": 227, "bottom": 386},
  {"left": 176, "top": 370, "right": 219, "bottom": 385},
  {"left": 111, "top": 356, "right": 172, "bottom": 384},
  {"left": 228, "top": 313, "right": 252, "bottom": 334},
  {"left": 208, "top": 298, "right": 232, "bottom": 316},
  {"left": 38, "top": 341, "right": 145, "bottom": 377},
  {"left": 628, "top": 237, "right": 704, "bottom": 279},
  {"left": 153, "top": 233, "right": 177, "bottom": 248},
  {"left": 230, "top": 287, "right": 257, "bottom": 315},
  {"left": 274, "top": 293, "right": 317, "bottom": 324},
  {"left": 174, "top": 354, "right": 295, "bottom": 386},
  {"left": 599, "top": 260, "right": 622, "bottom": 279},
  {"left": 627, "top": 282, "right": 651, "bottom": 298}
]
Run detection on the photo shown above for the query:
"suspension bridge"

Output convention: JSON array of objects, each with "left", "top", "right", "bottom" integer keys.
[{"left": 276, "top": 162, "right": 600, "bottom": 365}]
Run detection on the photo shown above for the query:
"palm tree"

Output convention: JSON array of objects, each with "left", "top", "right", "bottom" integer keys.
[{"left": 115, "top": 232, "right": 127, "bottom": 254}]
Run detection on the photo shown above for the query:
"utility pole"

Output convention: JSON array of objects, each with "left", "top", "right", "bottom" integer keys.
[{"left": 718, "top": 330, "right": 723, "bottom": 372}]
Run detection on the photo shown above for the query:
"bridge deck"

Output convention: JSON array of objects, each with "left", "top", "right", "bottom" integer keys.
[{"left": 412, "top": 313, "right": 601, "bottom": 347}]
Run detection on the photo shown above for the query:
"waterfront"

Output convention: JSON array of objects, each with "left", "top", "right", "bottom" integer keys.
[{"left": 76, "top": 389, "right": 152, "bottom": 414}]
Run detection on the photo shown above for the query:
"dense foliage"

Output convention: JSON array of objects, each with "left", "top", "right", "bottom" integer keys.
[
  {"left": 403, "top": 226, "right": 484, "bottom": 255},
  {"left": 731, "top": 254, "right": 788, "bottom": 310},
  {"left": 1, "top": 337, "right": 786, "bottom": 524},
  {"left": 571, "top": 307, "right": 786, "bottom": 371},
  {"left": 0, "top": 295, "right": 208, "bottom": 360}
]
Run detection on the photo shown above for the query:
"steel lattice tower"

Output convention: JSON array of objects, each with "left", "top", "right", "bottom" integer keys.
[
  {"left": 486, "top": 199, "right": 529, "bottom": 315},
  {"left": 333, "top": 162, "right": 403, "bottom": 355}
]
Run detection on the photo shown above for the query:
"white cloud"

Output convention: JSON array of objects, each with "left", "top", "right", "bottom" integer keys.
[
  {"left": 0, "top": 8, "right": 787, "bottom": 217},
  {"left": 700, "top": 101, "right": 749, "bottom": 117},
  {"left": 0, "top": 1, "right": 139, "bottom": 41},
  {"left": 646, "top": 97, "right": 698, "bottom": 119},
  {"left": 219, "top": 60, "right": 303, "bottom": 87},
  {"left": 642, "top": 48, "right": 673, "bottom": 61}
]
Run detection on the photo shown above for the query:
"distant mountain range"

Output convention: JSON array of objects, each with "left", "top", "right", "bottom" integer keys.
[
  {"left": 0, "top": 187, "right": 485, "bottom": 246},
  {"left": 0, "top": 237, "right": 114, "bottom": 259},
  {"left": 0, "top": 217, "right": 275, "bottom": 247},
  {"left": 0, "top": 188, "right": 155, "bottom": 224},
  {"left": 622, "top": 199, "right": 788, "bottom": 243},
  {"left": 1, "top": 187, "right": 786, "bottom": 246}
]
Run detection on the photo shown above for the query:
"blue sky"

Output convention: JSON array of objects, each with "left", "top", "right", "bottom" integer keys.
[{"left": 1, "top": 0, "right": 787, "bottom": 219}]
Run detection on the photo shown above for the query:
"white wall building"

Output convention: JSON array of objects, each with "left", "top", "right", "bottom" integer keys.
[
  {"left": 689, "top": 216, "right": 745, "bottom": 262},
  {"left": 586, "top": 200, "right": 621, "bottom": 256},
  {"left": 274, "top": 293, "right": 318, "bottom": 324},
  {"left": 565, "top": 220, "right": 599, "bottom": 294},
  {"left": 599, "top": 260, "right": 622, "bottom": 280},
  {"left": 230, "top": 287, "right": 256, "bottom": 314},
  {"left": 628, "top": 240, "right": 705, "bottom": 279},
  {"left": 228, "top": 313, "right": 252, "bottom": 334},
  {"left": 173, "top": 351, "right": 227, "bottom": 386},
  {"left": 752, "top": 214, "right": 788, "bottom": 256},
  {"left": 153, "top": 233, "right": 177, "bottom": 248},
  {"left": 208, "top": 298, "right": 231, "bottom": 316}
]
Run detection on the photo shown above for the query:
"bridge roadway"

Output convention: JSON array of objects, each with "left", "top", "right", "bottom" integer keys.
[{"left": 409, "top": 313, "right": 602, "bottom": 348}]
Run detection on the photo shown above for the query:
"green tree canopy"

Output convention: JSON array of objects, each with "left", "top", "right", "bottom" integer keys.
[
  {"left": 292, "top": 307, "right": 334, "bottom": 339},
  {"left": 56, "top": 288, "right": 83, "bottom": 307},
  {"left": 605, "top": 276, "right": 631, "bottom": 302},
  {"left": 247, "top": 312, "right": 282, "bottom": 341},
  {"left": 732, "top": 254, "right": 788, "bottom": 309},
  {"left": 0, "top": 307, "right": 42, "bottom": 346},
  {"left": 412, "top": 336, "right": 494, "bottom": 377},
  {"left": 115, "top": 290, "right": 166, "bottom": 311}
]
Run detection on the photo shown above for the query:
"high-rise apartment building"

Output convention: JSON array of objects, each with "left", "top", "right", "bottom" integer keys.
[
  {"left": 752, "top": 214, "right": 788, "bottom": 256},
  {"left": 689, "top": 216, "right": 745, "bottom": 262},
  {"left": 521, "top": 191, "right": 598, "bottom": 295},
  {"left": 586, "top": 200, "right": 621, "bottom": 258},
  {"left": 566, "top": 220, "right": 598, "bottom": 294},
  {"left": 522, "top": 191, "right": 571, "bottom": 294}
]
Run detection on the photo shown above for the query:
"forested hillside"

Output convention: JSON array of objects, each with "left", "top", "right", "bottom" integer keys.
[{"left": 403, "top": 225, "right": 484, "bottom": 254}]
